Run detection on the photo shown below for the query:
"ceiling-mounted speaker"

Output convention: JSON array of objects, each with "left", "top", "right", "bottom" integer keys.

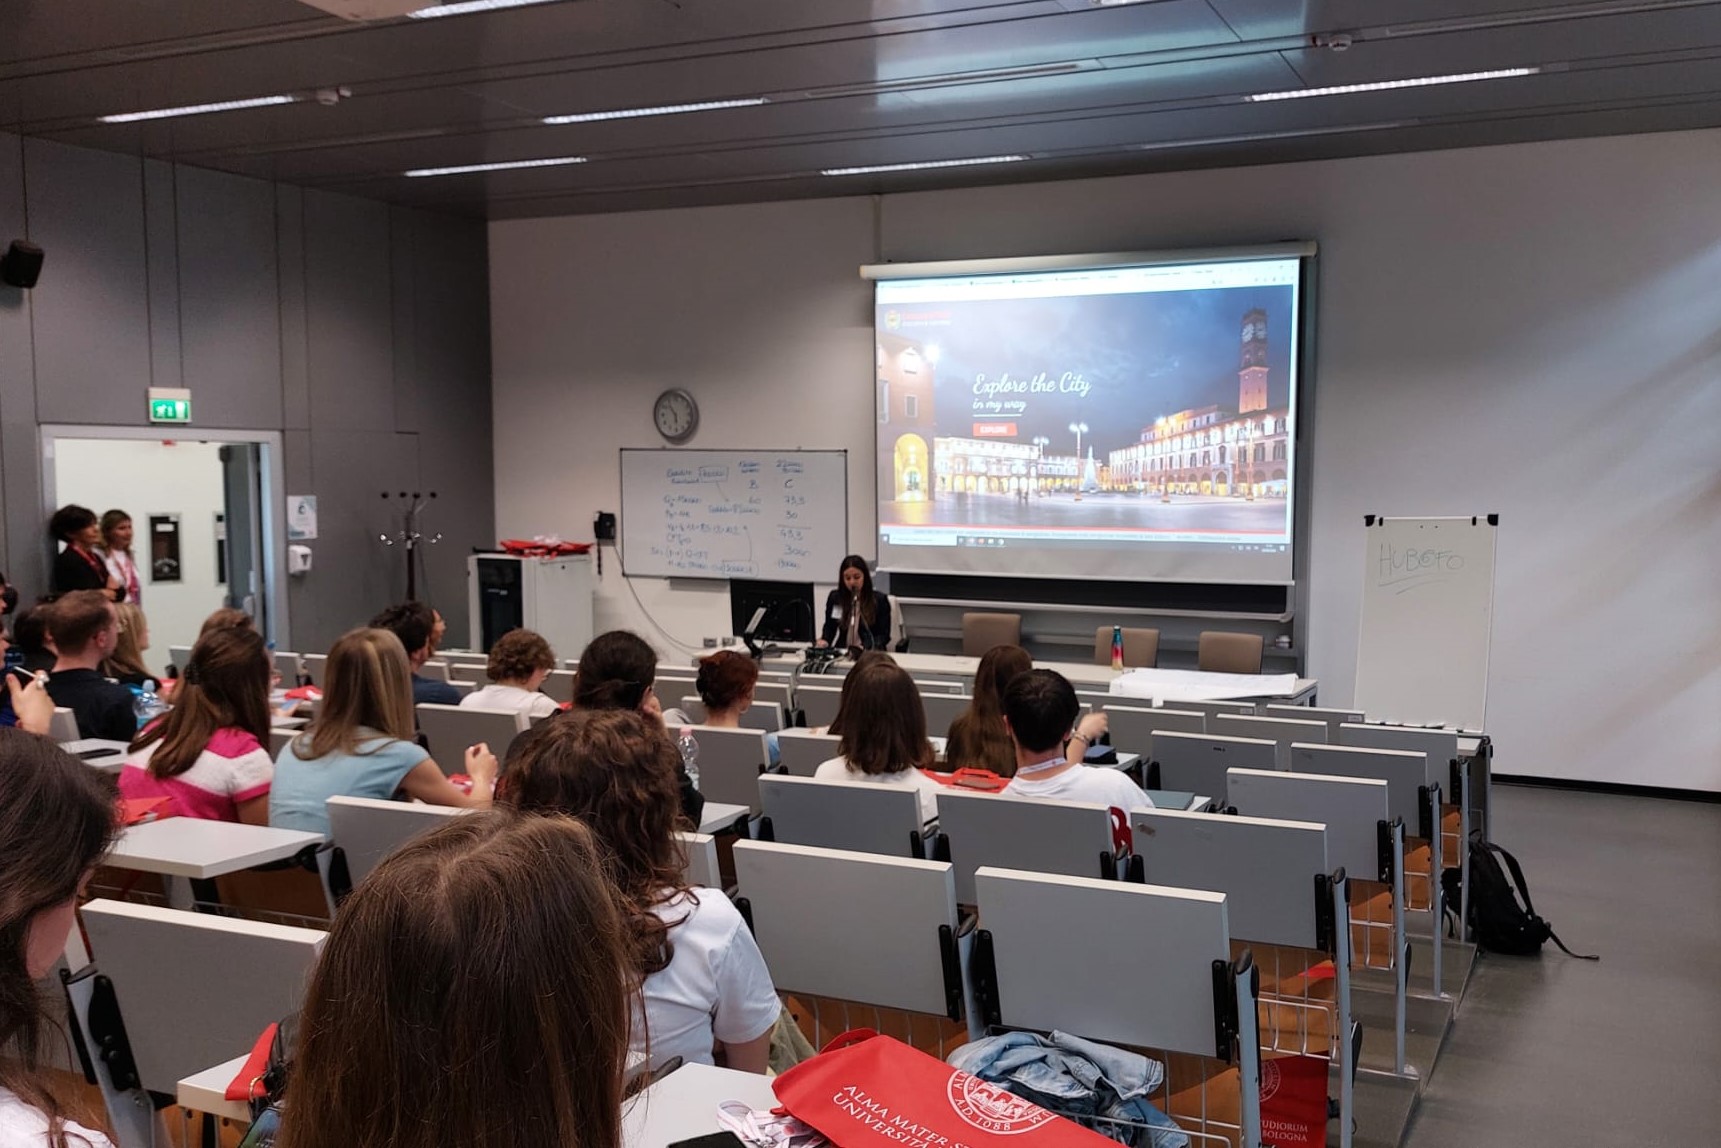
[{"left": 0, "top": 241, "right": 43, "bottom": 289}]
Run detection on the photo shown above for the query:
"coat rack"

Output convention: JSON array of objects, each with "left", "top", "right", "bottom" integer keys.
[{"left": 379, "top": 491, "right": 441, "bottom": 601}]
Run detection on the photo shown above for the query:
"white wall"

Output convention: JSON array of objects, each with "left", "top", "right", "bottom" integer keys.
[
  {"left": 52, "top": 439, "right": 229, "bottom": 664},
  {"left": 491, "top": 129, "right": 1721, "bottom": 792}
]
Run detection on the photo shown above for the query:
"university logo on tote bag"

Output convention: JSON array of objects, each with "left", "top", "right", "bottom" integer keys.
[{"left": 773, "top": 1030, "right": 1119, "bottom": 1147}]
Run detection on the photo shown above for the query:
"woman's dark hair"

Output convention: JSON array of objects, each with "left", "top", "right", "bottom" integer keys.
[
  {"left": 130, "top": 626, "right": 272, "bottom": 779},
  {"left": 487, "top": 628, "right": 556, "bottom": 684},
  {"left": 573, "top": 630, "right": 657, "bottom": 712},
  {"left": 499, "top": 709, "right": 690, "bottom": 978},
  {"left": 825, "top": 649, "right": 895, "bottom": 737},
  {"left": 276, "top": 810, "right": 632, "bottom": 1148},
  {"left": 834, "top": 660, "right": 933, "bottom": 776},
  {"left": 838, "top": 554, "right": 877, "bottom": 626},
  {"left": 695, "top": 649, "right": 759, "bottom": 713},
  {"left": 945, "top": 644, "right": 1033, "bottom": 775},
  {"left": 0, "top": 730, "right": 119, "bottom": 1147},
  {"left": 98, "top": 510, "right": 132, "bottom": 551},
  {"left": 197, "top": 607, "right": 256, "bottom": 641},
  {"left": 47, "top": 505, "right": 97, "bottom": 545},
  {"left": 12, "top": 604, "right": 52, "bottom": 659}
]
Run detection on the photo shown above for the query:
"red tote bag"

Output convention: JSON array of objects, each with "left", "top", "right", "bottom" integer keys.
[{"left": 773, "top": 1030, "right": 1119, "bottom": 1148}]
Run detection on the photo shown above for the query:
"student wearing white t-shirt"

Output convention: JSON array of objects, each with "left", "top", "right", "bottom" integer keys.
[
  {"left": 500, "top": 708, "right": 782, "bottom": 1073},
  {"left": 0, "top": 731, "right": 121, "bottom": 1148},
  {"left": 1001, "top": 669, "right": 1155, "bottom": 813},
  {"left": 460, "top": 627, "right": 561, "bottom": 721},
  {"left": 812, "top": 657, "right": 943, "bottom": 825}
]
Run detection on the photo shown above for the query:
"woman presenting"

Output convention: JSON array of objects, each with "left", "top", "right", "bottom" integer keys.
[{"left": 816, "top": 554, "right": 892, "bottom": 652}]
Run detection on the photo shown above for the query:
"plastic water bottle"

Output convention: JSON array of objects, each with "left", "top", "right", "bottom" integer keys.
[
  {"left": 1110, "top": 625, "right": 1125, "bottom": 671},
  {"left": 133, "top": 679, "right": 170, "bottom": 729},
  {"left": 677, "top": 729, "right": 701, "bottom": 791}
]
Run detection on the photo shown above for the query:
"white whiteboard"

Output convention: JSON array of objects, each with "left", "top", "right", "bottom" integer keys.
[
  {"left": 1354, "top": 516, "right": 1497, "bottom": 730},
  {"left": 619, "top": 449, "right": 848, "bottom": 580}
]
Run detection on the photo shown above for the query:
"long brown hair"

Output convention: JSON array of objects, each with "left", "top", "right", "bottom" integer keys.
[
  {"left": 499, "top": 709, "right": 690, "bottom": 978},
  {"left": 825, "top": 649, "right": 895, "bottom": 737},
  {"left": 836, "top": 554, "right": 877, "bottom": 627},
  {"left": 130, "top": 626, "right": 272, "bottom": 778},
  {"left": 0, "top": 731, "right": 119, "bottom": 1148},
  {"left": 945, "top": 644, "right": 1033, "bottom": 775},
  {"left": 275, "top": 810, "right": 632, "bottom": 1148},
  {"left": 295, "top": 628, "right": 415, "bottom": 760},
  {"left": 197, "top": 607, "right": 255, "bottom": 641},
  {"left": 834, "top": 660, "right": 934, "bottom": 776},
  {"left": 102, "top": 602, "right": 153, "bottom": 683},
  {"left": 573, "top": 630, "right": 656, "bottom": 712}
]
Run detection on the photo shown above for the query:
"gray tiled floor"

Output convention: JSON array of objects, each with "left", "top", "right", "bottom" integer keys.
[{"left": 1403, "top": 784, "right": 1721, "bottom": 1148}]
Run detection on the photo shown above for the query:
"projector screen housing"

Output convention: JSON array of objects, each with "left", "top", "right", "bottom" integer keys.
[{"left": 867, "top": 245, "right": 1313, "bottom": 586}]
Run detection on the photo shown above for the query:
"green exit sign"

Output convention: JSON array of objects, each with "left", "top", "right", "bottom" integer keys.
[{"left": 148, "top": 392, "right": 191, "bottom": 424}]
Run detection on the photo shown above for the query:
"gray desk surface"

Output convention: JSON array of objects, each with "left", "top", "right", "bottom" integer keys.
[
  {"left": 108, "top": 819, "right": 324, "bottom": 879},
  {"left": 177, "top": 1055, "right": 251, "bottom": 1123},
  {"left": 621, "top": 1063, "right": 777, "bottom": 1148},
  {"left": 60, "top": 739, "right": 130, "bottom": 770},
  {"left": 697, "top": 801, "right": 750, "bottom": 834}
]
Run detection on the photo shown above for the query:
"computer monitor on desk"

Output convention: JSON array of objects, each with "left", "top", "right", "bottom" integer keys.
[{"left": 731, "top": 579, "right": 815, "bottom": 650}]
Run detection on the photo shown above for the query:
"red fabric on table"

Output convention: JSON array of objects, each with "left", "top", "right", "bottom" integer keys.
[{"left": 225, "top": 1023, "right": 277, "bottom": 1102}]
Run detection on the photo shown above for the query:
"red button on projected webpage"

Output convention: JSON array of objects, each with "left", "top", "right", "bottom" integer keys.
[{"left": 972, "top": 422, "right": 1018, "bottom": 437}]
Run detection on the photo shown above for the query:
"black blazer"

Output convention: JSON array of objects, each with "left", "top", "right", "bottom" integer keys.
[
  {"left": 52, "top": 546, "right": 118, "bottom": 599},
  {"left": 820, "top": 588, "right": 892, "bottom": 650}
]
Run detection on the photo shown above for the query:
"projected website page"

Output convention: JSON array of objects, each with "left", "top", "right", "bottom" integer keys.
[{"left": 874, "top": 258, "right": 1300, "bottom": 583}]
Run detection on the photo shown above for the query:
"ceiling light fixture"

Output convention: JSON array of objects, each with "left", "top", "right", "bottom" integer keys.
[
  {"left": 98, "top": 95, "right": 299, "bottom": 124},
  {"left": 1137, "top": 121, "right": 1414, "bottom": 150},
  {"left": 1245, "top": 67, "right": 1539, "bottom": 102},
  {"left": 404, "top": 155, "right": 586, "bottom": 177},
  {"left": 544, "top": 98, "right": 768, "bottom": 124},
  {"left": 407, "top": 0, "right": 560, "bottom": 17},
  {"left": 821, "top": 154, "right": 1029, "bottom": 176}
]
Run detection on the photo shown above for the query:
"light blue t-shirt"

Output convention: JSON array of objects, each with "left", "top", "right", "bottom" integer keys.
[{"left": 268, "top": 730, "right": 430, "bottom": 838}]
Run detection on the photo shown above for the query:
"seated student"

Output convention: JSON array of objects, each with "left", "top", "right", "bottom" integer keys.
[
  {"left": 944, "top": 644, "right": 1033, "bottom": 775},
  {"left": 0, "top": 730, "right": 121, "bottom": 1148},
  {"left": 1000, "top": 670, "right": 1152, "bottom": 812},
  {"left": 274, "top": 811, "right": 632, "bottom": 1148},
  {"left": 45, "top": 590, "right": 137, "bottom": 741},
  {"left": 269, "top": 628, "right": 496, "bottom": 837},
  {"left": 501, "top": 710, "right": 781, "bottom": 1074},
  {"left": 120, "top": 626, "right": 274, "bottom": 823},
  {"left": 572, "top": 629, "right": 702, "bottom": 824},
  {"left": 461, "top": 628, "right": 560, "bottom": 721},
  {"left": 695, "top": 649, "right": 780, "bottom": 766},
  {"left": 814, "top": 659, "right": 943, "bottom": 824},
  {"left": 197, "top": 606, "right": 255, "bottom": 639},
  {"left": 11, "top": 603, "right": 57, "bottom": 677},
  {"left": 368, "top": 602, "right": 461, "bottom": 706},
  {"left": 101, "top": 603, "right": 157, "bottom": 688},
  {"left": 818, "top": 648, "right": 896, "bottom": 737}
]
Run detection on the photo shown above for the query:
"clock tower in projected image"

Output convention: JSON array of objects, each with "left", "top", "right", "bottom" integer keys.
[{"left": 1239, "top": 309, "right": 1269, "bottom": 414}]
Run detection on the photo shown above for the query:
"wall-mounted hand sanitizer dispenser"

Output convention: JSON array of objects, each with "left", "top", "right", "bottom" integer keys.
[{"left": 288, "top": 545, "right": 313, "bottom": 575}]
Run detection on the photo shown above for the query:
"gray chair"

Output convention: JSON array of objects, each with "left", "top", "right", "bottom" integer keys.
[
  {"left": 759, "top": 775, "right": 930, "bottom": 858},
  {"left": 326, "top": 795, "right": 467, "bottom": 889},
  {"left": 1149, "top": 731, "right": 1277, "bottom": 804},
  {"left": 1102, "top": 705, "right": 1204, "bottom": 755},
  {"left": 541, "top": 669, "right": 577, "bottom": 704},
  {"left": 960, "top": 612, "right": 1022, "bottom": 657},
  {"left": 1093, "top": 626, "right": 1160, "bottom": 668},
  {"left": 686, "top": 725, "right": 773, "bottom": 811},
  {"left": 777, "top": 729, "right": 841, "bottom": 776},
  {"left": 414, "top": 704, "right": 527, "bottom": 771},
  {"left": 935, "top": 789, "right": 1118, "bottom": 904},
  {"left": 1196, "top": 630, "right": 1265, "bottom": 674},
  {"left": 50, "top": 707, "right": 81, "bottom": 743},
  {"left": 301, "top": 653, "right": 327, "bottom": 686},
  {"left": 919, "top": 692, "right": 971, "bottom": 735}
]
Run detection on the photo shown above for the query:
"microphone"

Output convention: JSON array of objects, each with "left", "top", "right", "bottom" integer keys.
[{"left": 856, "top": 594, "right": 875, "bottom": 652}]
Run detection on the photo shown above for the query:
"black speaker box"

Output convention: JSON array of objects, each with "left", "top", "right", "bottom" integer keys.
[{"left": 1, "top": 240, "right": 43, "bottom": 289}]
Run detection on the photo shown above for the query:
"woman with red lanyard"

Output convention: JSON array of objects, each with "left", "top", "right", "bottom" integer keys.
[
  {"left": 48, "top": 504, "right": 122, "bottom": 600},
  {"left": 98, "top": 509, "right": 142, "bottom": 605}
]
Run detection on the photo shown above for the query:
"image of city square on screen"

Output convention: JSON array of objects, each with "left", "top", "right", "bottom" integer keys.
[{"left": 876, "top": 279, "right": 1298, "bottom": 559}]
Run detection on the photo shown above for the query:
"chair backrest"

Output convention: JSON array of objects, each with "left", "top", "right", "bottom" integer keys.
[
  {"left": 80, "top": 899, "right": 326, "bottom": 1094},
  {"left": 1150, "top": 732, "right": 1277, "bottom": 802},
  {"left": 680, "top": 695, "right": 783, "bottom": 733},
  {"left": 1212, "top": 713, "right": 1328, "bottom": 769},
  {"left": 445, "top": 662, "right": 487, "bottom": 683},
  {"left": 759, "top": 775, "right": 927, "bottom": 858},
  {"left": 1262, "top": 704, "right": 1365, "bottom": 740},
  {"left": 540, "top": 669, "right": 577, "bottom": 704},
  {"left": 49, "top": 707, "right": 81, "bottom": 743},
  {"left": 797, "top": 684, "right": 845, "bottom": 728},
  {"left": 935, "top": 789, "right": 1117, "bottom": 904},
  {"left": 301, "top": 653, "right": 327, "bottom": 685},
  {"left": 1196, "top": 631, "right": 1265, "bottom": 674},
  {"left": 961, "top": 612, "right": 1022, "bottom": 657},
  {"left": 736, "top": 840, "right": 959, "bottom": 1015},
  {"left": 675, "top": 830, "right": 720, "bottom": 888},
  {"left": 1177, "top": 698, "right": 1258, "bottom": 721},
  {"left": 752, "top": 679, "right": 794, "bottom": 713},
  {"left": 414, "top": 704, "right": 528, "bottom": 771},
  {"left": 1289, "top": 743, "right": 1428, "bottom": 826},
  {"left": 1337, "top": 724, "right": 1459, "bottom": 782},
  {"left": 920, "top": 692, "right": 970, "bottom": 736},
  {"left": 777, "top": 729, "right": 841, "bottom": 776},
  {"left": 1092, "top": 626, "right": 1160, "bottom": 668},
  {"left": 168, "top": 645, "right": 193, "bottom": 672},
  {"left": 326, "top": 796, "right": 466, "bottom": 886},
  {"left": 448, "top": 680, "right": 478, "bottom": 698},
  {"left": 686, "top": 725, "right": 772, "bottom": 810},
  {"left": 1103, "top": 705, "right": 1204, "bottom": 755},
  {"left": 1129, "top": 808, "right": 1328, "bottom": 949},
  {"left": 273, "top": 651, "right": 302, "bottom": 682},
  {"left": 1226, "top": 768, "right": 1390, "bottom": 877},
  {"left": 914, "top": 678, "right": 965, "bottom": 695},
  {"left": 419, "top": 660, "right": 452, "bottom": 682},
  {"left": 975, "top": 868, "right": 1230, "bottom": 1056},
  {"left": 269, "top": 727, "right": 297, "bottom": 757}
]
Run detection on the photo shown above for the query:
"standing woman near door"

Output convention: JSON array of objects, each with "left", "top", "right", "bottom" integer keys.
[
  {"left": 48, "top": 505, "right": 121, "bottom": 600},
  {"left": 98, "top": 511, "right": 141, "bottom": 606}
]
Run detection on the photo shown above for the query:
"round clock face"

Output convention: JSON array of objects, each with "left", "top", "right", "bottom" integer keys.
[{"left": 653, "top": 389, "right": 698, "bottom": 443}]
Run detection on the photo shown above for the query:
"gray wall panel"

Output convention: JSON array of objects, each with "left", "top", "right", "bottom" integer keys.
[
  {"left": 23, "top": 139, "right": 151, "bottom": 424},
  {"left": 277, "top": 185, "right": 310, "bottom": 431},
  {"left": 176, "top": 166, "right": 281, "bottom": 429},
  {"left": 0, "top": 134, "right": 32, "bottom": 572},
  {"left": 304, "top": 190, "right": 393, "bottom": 433},
  {"left": 390, "top": 207, "right": 419, "bottom": 435},
  {"left": 142, "top": 159, "right": 181, "bottom": 392}
]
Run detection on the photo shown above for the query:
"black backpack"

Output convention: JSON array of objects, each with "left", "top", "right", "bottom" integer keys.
[{"left": 1443, "top": 839, "right": 1598, "bottom": 960}]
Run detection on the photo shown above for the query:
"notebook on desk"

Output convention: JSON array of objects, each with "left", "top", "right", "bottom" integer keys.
[{"left": 1142, "top": 789, "right": 1202, "bottom": 812}]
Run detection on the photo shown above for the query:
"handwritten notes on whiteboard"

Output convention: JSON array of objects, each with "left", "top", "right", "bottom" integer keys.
[{"left": 620, "top": 450, "right": 848, "bottom": 580}]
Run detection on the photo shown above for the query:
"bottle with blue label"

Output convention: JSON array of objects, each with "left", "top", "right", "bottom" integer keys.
[{"left": 133, "top": 679, "right": 170, "bottom": 729}]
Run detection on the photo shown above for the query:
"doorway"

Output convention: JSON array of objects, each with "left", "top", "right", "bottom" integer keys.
[{"left": 43, "top": 428, "right": 286, "bottom": 661}]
